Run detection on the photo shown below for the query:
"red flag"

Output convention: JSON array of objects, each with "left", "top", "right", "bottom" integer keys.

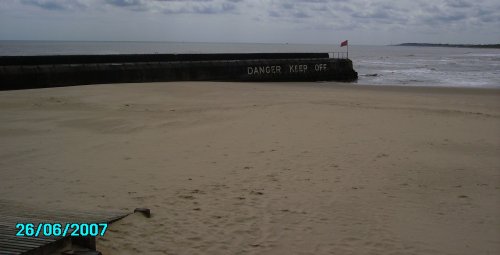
[{"left": 340, "top": 40, "right": 348, "bottom": 47}]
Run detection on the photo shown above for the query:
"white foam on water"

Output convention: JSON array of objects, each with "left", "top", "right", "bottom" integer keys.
[{"left": 461, "top": 53, "right": 500, "bottom": 57}]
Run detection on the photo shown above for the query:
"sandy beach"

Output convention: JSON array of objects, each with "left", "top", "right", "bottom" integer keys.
[{"left": 0, "top": 81, "right": 499, "bottom": 255}]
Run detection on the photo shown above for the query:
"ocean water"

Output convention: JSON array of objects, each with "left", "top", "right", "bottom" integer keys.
[
  {"left": 350, "top": 45, "right": 500, "bottom": 88},
  {"left": 1, "top": 41, "right": 499, "bottom": 88}
]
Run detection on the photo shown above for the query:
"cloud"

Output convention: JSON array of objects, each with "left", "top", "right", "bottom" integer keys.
[
  {"left": 3, "top": 0, "right": 500, "bottom": 44},
  {"left": 20, "top": 0, "right": 86, "bottom": 11},
  {"left": 15, "top": 0, "right": 500, "bottom": 29},
  {"left": 101, "top": 0, "right": 240, "bottom": 14},
  {"left": 445, "top": 0, "right": 472, "bottom": 8},
  {"left": 105, "top": 0, "right": 143, "bottom": 7}
]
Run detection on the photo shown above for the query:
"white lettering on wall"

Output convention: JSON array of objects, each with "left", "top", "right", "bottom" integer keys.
[
  {"left": 248, "top": 64, "right": 329, "bottom": 75},
  {"left": 289, "top": 64, "right": 308, "bottom": 73},
  {"left": 315, "top": 64, "right": 327, "bottom": 71},
  {"left": 247, "top": 65, "right": 282, "bottom": 75}
]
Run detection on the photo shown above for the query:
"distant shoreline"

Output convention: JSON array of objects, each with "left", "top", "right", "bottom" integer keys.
[{"left": 395, "top": 43, "right": 500, "bottom": 49}]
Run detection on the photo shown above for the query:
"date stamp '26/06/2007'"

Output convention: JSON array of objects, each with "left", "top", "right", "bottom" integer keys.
[{"left": 15, "top": 223, "right": 108, "bottom": 237}]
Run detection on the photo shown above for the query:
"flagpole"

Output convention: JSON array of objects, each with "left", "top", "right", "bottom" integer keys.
[{"left": 347, "top": 43, "right": 349, "bottom": 59}]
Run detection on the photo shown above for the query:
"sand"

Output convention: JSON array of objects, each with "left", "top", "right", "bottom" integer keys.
[{"left": 0, "top": 82, "right": 499, "bottom": 255}]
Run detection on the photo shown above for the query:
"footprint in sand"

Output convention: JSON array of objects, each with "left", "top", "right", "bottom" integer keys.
[
  {"left": 375, "top": 153, "right": 389, "bottom": 160},
  {"left": 179, "top": 195, "right": 196, "bottom": 200},
  {"left": 190, "top": 189, "right": 205, "bottom": 194}
]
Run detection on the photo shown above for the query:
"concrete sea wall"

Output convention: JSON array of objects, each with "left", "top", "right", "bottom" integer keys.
[{"left": 0, "top": 53, "right": 358, "bottom": 90}]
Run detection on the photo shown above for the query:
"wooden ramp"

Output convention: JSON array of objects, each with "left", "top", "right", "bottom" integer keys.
[{"left": 0, "top": 200, "right": 130, "bottom": 255}]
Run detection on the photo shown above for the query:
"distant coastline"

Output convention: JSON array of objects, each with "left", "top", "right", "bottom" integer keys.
[{"left": 395, "top": 43, "right": 500, "bottom": 49}]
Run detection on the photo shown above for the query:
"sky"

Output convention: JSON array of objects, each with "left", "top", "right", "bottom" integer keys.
[{"left": 0, "top": 0, "right": 499, "bottom": 45}]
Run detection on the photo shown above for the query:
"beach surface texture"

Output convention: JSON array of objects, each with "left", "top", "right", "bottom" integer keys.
[{"left": 0, "top": 82, "right": 499, "bottom": 255}]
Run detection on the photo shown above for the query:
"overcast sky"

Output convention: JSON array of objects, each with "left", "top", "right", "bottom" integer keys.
[{"left": 0, "top": 0, "right": 499, "bottom": 45}]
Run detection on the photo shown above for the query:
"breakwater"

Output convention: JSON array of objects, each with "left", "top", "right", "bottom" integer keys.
[{"left": 0, "top": 53, "right": 357, "bottom": 90}]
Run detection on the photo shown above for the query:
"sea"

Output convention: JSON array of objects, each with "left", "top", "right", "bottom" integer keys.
[{"left": 1, "top": 41, "right": 499, "bottom": 88}]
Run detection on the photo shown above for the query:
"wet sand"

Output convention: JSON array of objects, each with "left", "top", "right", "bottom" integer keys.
[{"left": 0, "top": 82, "right": 499, "bottom": 254}]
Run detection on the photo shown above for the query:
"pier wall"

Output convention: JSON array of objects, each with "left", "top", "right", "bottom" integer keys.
[{"left": 0, "top": 53, "right": 357, "bottom": 90}]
